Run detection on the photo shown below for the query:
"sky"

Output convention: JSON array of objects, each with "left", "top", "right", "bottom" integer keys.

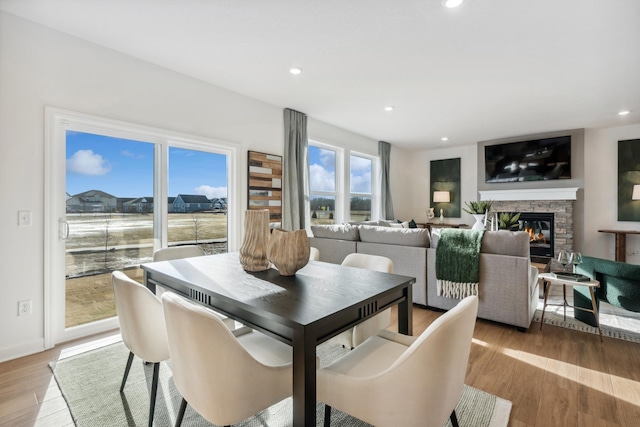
[
  {"left": 308, "top": 145, "right": 372, "bottom": 193},
  {"left": 66, "top": 131, "right": 227, "bottom": 199},
  {"left": 66, "top": 132, "right": 370, "bottom": 199}
]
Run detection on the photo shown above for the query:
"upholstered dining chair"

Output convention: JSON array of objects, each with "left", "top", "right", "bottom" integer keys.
[
  {"left": 161, "top": 292, "right": 293, "bottom": 427},
  {"left": 153, "top": 245, "right": 236, "bottom": 329},
  {"left": 112, "top": 270, "right": 170, "bottom": 427},
  {"left": 332, "top": 253, "right": 394, "bottom": 349},
  {"left": 318, "top": 295, "right": 479, "bottom": 427},
  {"left": 309, "top": 246, "right": 320, "bottom": 261},
  {"left": 152, "top": 245, "right": 206, "bottom": 262}
]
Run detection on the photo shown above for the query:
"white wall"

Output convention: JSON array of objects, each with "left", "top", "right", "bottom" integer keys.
[
  {"left": 584, "top": 124, "right": 640, "bottom": 262},
  {"left": 0, "top": 12, "right": 380, "bottom": 361}
]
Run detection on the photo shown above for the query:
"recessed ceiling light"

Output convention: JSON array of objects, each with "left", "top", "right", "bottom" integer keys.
[
  {"left": 443, "top": 0, "right": 464, "bottom": 8},
  {"left": 384, "top": 106, "right": 394, "bottom": 111},
  {"left": 289, "top": 67, "right": 302, "bottom": 75},
  {"left": 442, "top": 137, "right": 449, "bottom": 141},
  {"left": 618, "top": 110, "right": 630, "bottom": 116}
]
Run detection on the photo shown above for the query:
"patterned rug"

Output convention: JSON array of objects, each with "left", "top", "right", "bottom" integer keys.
[
  {"left": 533, "top": 290, "right": 640, "bottom": 343},
  {"left": 51, "top": 340, "right": 511, "bottom": 426}
]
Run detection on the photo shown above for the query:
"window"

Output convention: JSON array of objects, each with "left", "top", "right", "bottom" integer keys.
[
  {"left": 349, "top": 154, "right": 373, "bottom": 222},
  {"left": 309, "top": 145, "right": 339, "bottom": 225},
  {"left": 308, "top": 141, "right": 378, "bottom": 225}
]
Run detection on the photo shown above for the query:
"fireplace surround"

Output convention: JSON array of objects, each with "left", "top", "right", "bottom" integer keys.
[{"left": 490, "top": 199, "right": 574, "bottom": 269}]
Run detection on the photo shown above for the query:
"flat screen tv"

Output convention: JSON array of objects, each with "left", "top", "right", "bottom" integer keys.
[{"left": 484, "top": 136, "right": 571, "bottom": 183}]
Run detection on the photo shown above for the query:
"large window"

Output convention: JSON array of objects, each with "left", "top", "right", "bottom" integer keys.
[{"left": 308, "top": 141, "right": 378, "bottom": 225}]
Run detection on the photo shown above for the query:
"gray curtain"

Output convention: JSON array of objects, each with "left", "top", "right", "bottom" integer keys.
[
  {"left": 282, "top": 108, "right": 309, "bottom": 230},
  {"left": 379, "top": 141, "right": 394, "bottom": 220}
]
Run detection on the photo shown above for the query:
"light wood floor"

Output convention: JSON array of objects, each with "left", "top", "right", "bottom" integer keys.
[{"left": 1, "top": 305, "right": 639, "bottom": 427}]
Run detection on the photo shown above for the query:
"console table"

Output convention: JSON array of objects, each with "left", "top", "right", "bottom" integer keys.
[
  {"left": 417, "top": 223, "right": 468, "bottom": 232},
  {"left": 597, "top": 229, "right": 640, "bottom": 262}
]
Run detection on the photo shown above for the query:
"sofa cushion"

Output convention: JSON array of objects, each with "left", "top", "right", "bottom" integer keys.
[
  {"left": 480, "top": 230, "right": 529, "bottom": 257},
  {"left": 358, "top": 225, "right": 430, "bottom": 248},
  {"left": 310, "top": 224, "right": 360, "bottom": 241}
]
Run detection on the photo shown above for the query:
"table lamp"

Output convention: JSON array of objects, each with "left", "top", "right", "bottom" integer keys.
[{"left": 433, "top": 191, "right": 450, "bottom": 224}]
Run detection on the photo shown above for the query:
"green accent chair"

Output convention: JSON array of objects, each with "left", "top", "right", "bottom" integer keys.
[{"left": 574, "top": 256, "right": 640, "bottom": 327}]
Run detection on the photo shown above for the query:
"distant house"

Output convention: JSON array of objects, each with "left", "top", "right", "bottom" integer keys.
[
  {"left": 167, "top": 196, "right": 176, "bottom": 213},
  {"left": 116, "top": 197, "right": 135, "bottom": 212},
  {"left": 212, "top": 198, "right": 228, "bottom": 212},
  {"left": 173, "top": 194, "right": 212, "bottom": 213},
  {"left": 66, "top": 190, "right": 117, "bottom": 213},
  {"left": 122, "top": 197, "right": 154, "bottom": 213}
]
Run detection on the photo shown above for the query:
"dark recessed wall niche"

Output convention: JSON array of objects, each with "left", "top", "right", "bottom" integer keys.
[
  {"left": 430, "top": 157, "right": 461, "bottom": 218},
  {"left": 618, "top": 138, "right": 640, "bottom": 221}
]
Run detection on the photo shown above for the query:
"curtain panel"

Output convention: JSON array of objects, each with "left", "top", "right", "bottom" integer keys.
[
  {"left": 379, "top": 141, "right": 394, "bottom": 220},
  {"left": 282, "top": 108, "right": 309, "bottom": 230}
]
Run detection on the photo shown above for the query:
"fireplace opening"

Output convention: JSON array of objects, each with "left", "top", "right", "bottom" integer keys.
[{"left": 500, "top": 212, "right": 555, "bottom": 258}]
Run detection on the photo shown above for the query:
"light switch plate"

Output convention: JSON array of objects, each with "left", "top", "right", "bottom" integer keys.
[{"left": 18, "top": 211, "right": 32, "bottom": 226}]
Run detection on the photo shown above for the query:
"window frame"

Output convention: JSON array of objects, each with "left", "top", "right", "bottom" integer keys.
[{"left": 308, "top": 139, "right": 380, "bottom": 225}]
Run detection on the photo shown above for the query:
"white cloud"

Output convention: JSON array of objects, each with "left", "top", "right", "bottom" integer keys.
[
  {"left": 121, "top": 150, "right": 143, "bottom": 159},
  {"left": 194, "top": 185, "right": 227, "bottom": 199},
  {"left": 350, "top": 156, "right": 371, "bottom": 171},
  {"left": 310, "top": 164, "right": 336, "bottom": 192},
  {"left": 351, "top": 171, "right": 372, "bottom": 193},
  {"left": 66, "top": 150, "right": 111, "bottom": 175},
  {"left": 319, "top": 149, "right": 336, "bottom": 169}
]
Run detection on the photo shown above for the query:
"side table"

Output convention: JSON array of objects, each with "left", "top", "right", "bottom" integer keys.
[{"left": 538, "top": 272, "right": 603, "bottom": 342}]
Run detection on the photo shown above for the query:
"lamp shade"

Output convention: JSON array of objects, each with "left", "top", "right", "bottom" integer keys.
[
  {"left": 633, "top": 185, "right": 640, "bottom": 200},
  {"left": 433, "top": 191, "right": 450, "bottom": 203}
]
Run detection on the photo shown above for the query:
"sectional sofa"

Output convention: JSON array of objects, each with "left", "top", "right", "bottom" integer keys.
[{"left": 309, "top": 224, "right": 539, "bottom": 330}]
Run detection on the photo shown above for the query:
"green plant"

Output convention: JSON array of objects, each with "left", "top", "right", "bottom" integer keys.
[
  {"left": 498, "top": 212, "right": 521, "bottom": 231},
  {"left": 463, "top": 200, "right": 493, "bottom": 215}
]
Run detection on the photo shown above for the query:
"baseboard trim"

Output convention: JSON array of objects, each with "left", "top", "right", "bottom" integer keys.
[{"left": 0, "top": 338, "right": 45, "bottom": 363}]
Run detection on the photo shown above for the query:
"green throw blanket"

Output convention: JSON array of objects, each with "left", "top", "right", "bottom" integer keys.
[{"left": 436, "top": 229, "right": 485, "bottom": 299}]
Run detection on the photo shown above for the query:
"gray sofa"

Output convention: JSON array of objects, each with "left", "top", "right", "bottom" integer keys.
[{"left": 309, "top": 225, "right": 539, "bottom": 330}]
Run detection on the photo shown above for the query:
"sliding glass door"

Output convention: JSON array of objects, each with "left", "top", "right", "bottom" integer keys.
[{"left": 45, "top": 108, "right": 236, "bottom": 346}]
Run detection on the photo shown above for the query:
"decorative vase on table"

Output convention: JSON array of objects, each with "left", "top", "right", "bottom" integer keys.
[
  {"left": 239, "top": 210, "right": 271, "bottom": 272},
  {"left": 472, "top": 213, "right": 486, "bottom": 230},
  {"left": 267, "top": 228, "right": 310, "bottom": 276},
  {"left": 426, "top": 208, "right": 435, "bottom": 222}
]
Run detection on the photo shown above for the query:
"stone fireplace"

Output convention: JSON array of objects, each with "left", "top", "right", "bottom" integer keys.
[{"left": 480, "top": 188, "right": 577, "bottom": 270}]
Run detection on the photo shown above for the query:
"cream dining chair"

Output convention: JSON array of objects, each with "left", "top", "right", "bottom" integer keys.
[
  {"left": 161, "top": 292, "right": 293, "bottom": 427},
  {"left": 152, "top": 245, "right": 206, "bottom": 262},
  {"left": 318, "top": 295, "right": 479, "bottom": 427},
  {"left": 153, "top": 245, "right": 236, "bottom": 329},
  {"left": 112, "top": 271, "right": 170, "bottom": 427},
  {"left": 332, "top": 253, "right": 394, "bottom": 349}
]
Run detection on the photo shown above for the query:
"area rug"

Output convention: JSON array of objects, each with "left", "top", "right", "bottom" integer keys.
[
  {"left": 51, "top": 340, "right": 511, "bottom": 427},
  {"left": 533, "top": 291, "right": 640, "bottom": 343}
]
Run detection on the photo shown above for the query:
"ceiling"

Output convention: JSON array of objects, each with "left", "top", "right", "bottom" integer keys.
[{"left": 1, "top": 0, "right": 639, "bottom": 150}]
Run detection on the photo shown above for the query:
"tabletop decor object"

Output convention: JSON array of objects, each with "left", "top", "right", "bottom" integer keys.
[
  {"left": 239, "top": 209, "right": 271, "bottom": 272},
  {"left": 267, "top": 228, "right": 310, "bottom": 276}
]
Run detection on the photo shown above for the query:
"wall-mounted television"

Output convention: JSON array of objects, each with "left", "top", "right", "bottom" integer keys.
[{"left": 484, "top": 135, "right": 571, "bottom": 183}]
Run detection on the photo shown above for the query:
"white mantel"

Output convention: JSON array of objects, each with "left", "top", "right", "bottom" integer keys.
[{"left": 479, "top": 187, "right": 578, "bottom": 201}]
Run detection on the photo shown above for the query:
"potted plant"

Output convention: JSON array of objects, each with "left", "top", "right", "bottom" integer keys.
[
  {"left": 498, "top": 212, "right": 521, "bottom": 231},
  {"left": 463, "top": 200, "right": 493, "bottom": 230}
]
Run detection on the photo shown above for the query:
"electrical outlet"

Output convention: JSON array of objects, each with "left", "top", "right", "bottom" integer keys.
[{"left": 18, "top": 300, "right": 32, "bottom": 316}]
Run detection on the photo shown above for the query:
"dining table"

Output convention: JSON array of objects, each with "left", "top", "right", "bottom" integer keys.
[{"left": 141, "top": 251, "right": 415, "bottom": 426}]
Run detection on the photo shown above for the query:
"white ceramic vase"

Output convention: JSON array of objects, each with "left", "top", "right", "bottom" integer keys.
[{"left": 472, "top": 214, "right": 486, "bottom": 230}]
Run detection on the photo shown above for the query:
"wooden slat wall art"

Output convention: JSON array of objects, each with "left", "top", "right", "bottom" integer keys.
[{"left": 248, "top": 151, "right": 282, "bottom": 222}]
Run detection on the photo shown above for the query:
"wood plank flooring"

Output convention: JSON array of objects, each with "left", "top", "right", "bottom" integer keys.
[{"left": 1, "top": 305, "right": 639, "bottom": 426}]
